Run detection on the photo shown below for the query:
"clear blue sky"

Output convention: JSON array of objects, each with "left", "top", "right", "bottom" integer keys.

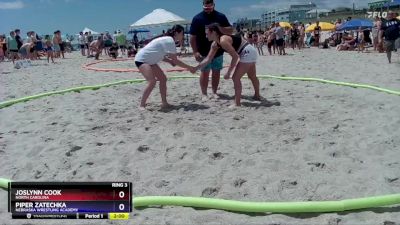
[{"left": 1, "top": 0, "right": 368, "bottom": 35}]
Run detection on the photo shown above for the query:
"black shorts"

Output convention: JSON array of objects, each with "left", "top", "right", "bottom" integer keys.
[
  {"left": 110, "top": 52, "right": 117, "bottom": 58},
  {"left": 59, "top": 43, "right": 65, "bottom": 52},
  {"left": 267, "top": 42, "right": 273, "bottom": 48},
  {"left": 105, "top": 40, "right": 112, "bottom": 47},
  {"left": 119, "top": 45, "right": 126, "bottom": 49},
  {"left": 135, "top": 61, "right": 144, "bottom": 68},
  {"left": 35, "top": 41, "right": 43, "bottom": 51},
  {"left": 364, "top": 37, "right": 372, "bottom": 44},
  {"left": 276, "top": 39, "right": 284, "bottom": 47},
  {"left": 80, "top": 44, "right": 85, "bottom": 49},
  {"left": 9, "top": 49, "right": 18, "bottom": 53}
]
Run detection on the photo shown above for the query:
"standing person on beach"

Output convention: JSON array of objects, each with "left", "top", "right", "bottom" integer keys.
[
  {"left": 190, "top": 0, "right": 233, "bottom": 100},
  {"left": 78, "top": 32, "right": 85, "bottom": 56},
  {"left": 84, "top": 32, "right": 89, "bottom": 56},
  {"left": 53, "top": 31, "right": 61, "bottom": 58},
  {"left": 196, "top": 23, "right": 261, "bottom": 108},
  {"left": 7, "top": 31, "right": 19, "bottom": 64},
  {"left": 299, "top": 23, "right": 305, "bottom": 49},
  {"left": 14, "top": 29, "right": 23, "bottom": 51},
  {"left": 256, "top": 31, "right": 264, "bottom": 56},
  {"left": 116, "top": 30, "right": 127, "bottom": 55},
  {"left": 265, "top": 29, "right": 274, "bottom": 55},
  {"left": 134, "top": 25, "right": 196, "bottom": 110},
  {"left": 0, "top": 35, "right": 5, "bottom": 62},
  {"left": 57, "top": 31, "right": 65, "bottom": 59},
  {"left": 314, "top": 21, "right": 321, "bottom": 47},
  {"left": 269, "top": 24, "right": 277, "bottom": 54},
  {"left": 44, "top": 35, "right": 55, "bottom": 63},
  {"left": 104, "top": 31, "right": 113, "bottom": 56},
  {"left": 133, "top": 33, "right": 139, "bottom": 50},
  {"left": 380, "top": 11, "right": 400, "bottom": 63},
  {"left": 334, "top": 19, "right": 343, "bottom": 46},
  {"left": 290, "top": 23, "right": 299, "bottom": 50},
  {"left": 274, "top": 22, "right": 285, "bottom": 55},
  {"left": 87, "top": 31, "right": 94, "bottom": 55}
]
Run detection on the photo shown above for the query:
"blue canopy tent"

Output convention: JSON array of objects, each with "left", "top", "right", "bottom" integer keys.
[
  {"left": 383, "top": 0, "right": 400, "bottom": 7},
  {"left": 128, "top": 29, "right": 150, "bottom": 34},
  {"left": 337, "top": 19, "right": 374, "bottom": 31}
]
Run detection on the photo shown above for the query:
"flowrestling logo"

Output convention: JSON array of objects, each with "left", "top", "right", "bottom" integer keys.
[{"left": 367, "top": 11, "right": 388, "bottom": 18}]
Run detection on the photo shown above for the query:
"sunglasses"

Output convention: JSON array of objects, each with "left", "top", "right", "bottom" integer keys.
[{"left": 203, "top": 4, "right": 214, "bottom": 10}]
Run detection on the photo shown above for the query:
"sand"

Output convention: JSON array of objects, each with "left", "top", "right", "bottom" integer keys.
[{"left": 0, "top": 47, "right": 399, "bottom": 225}]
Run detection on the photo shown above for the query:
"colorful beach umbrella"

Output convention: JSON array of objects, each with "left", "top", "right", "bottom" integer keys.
[
  {"left": 337, "top": 19, "right": 373, "bottom": 31},
  {"left": 305, "top": 22, "right": 335, "bottom": 32},
  {"left": 279, "top": 22, "right": 292, "bottom": 28}
]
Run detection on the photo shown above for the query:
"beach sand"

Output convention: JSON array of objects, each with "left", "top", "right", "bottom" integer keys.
[{"left": 0, "top": 48, "right": 399, "bottom": 225}]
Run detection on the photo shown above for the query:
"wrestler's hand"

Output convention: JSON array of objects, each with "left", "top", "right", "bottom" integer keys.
[
  {"left": 189, "top": 66, "right": 197, "bottom": 74},
  {"left": 224, "top": 72, "right": 231, "bottom": 80},
  {"left": 194, "top": 52, "right": 203, "bottom": 62}
]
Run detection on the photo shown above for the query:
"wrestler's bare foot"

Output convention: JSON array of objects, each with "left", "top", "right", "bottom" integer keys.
[
  {"left": 211, "top": 93, "right": 220, "bottom": 99},
  {"left": 161, "top": 103, "right": 172, "bottom": 109},
  {"left": 201, "top": 95, "right": 209, "bottom": 101},
  {"left": 228, "top": 104, "right": 241, "bottom": 109},
  {"left": 252, "top": 95, "right": 262, "bottom": 101},
  {"left": 139, "top": 106, "right": 146, "bottom": 111}
]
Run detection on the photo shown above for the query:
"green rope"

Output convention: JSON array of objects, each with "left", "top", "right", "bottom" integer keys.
[
  {"left": 1, "top": 75, "right": 399, "bottom": 109},
  {"left": 1, "top": 75, "right": 399, "bottom": 213},
  {"left": 1, "top": 179, "right": 399, "bottom": 213}
]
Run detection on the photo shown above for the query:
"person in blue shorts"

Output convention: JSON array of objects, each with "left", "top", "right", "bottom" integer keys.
[{"left": 190, "top": 0, "right": 233, "bottom": 100}]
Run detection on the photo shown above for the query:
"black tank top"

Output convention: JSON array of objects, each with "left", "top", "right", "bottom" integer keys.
[
  {"left": 231, "top": 35, "right": 242, "bottom": 51},
  {"left": 217, "top": 35, "right": 242, "bottom": 52}
]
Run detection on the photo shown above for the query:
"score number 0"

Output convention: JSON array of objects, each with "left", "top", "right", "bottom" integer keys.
[{"left": 118, "top": 191, "right": 126, "bottom": 211}]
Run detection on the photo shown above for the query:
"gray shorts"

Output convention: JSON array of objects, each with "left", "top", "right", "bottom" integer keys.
[
  {"left": 384, "top": 40, "right": 396, "bottom": 52},
  {"left": 395, "top": 38, "right": 400, "bottom": 50}
]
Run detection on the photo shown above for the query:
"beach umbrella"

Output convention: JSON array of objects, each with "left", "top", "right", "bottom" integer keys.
[
  {"left": 337, "top": 19, "right": 373, "bottom": 31},
  {"left": 305, "top": 22, "right": 335, "bottom": 32},
  {"left": 279, "top": 22, "right": 292, "bottom": 28}
]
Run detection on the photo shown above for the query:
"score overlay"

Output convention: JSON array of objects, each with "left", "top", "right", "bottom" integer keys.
[{"left": 8, "top": 182, "right": 132, "bottom": 219}]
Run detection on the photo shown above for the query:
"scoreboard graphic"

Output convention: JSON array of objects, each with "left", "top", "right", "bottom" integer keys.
[{"left": 8, "top": 182, "right": 132, "bottom": 220}]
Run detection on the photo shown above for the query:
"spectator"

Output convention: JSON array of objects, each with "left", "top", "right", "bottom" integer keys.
[
  {"left": 380, "top": 11, "right": 400, "bottom": 63},
  {"left": 190, "top": 0, "right": 233, "bottom": 100},
  {"left": 314, "top": 21, "right": 321, "bottom": 47}
]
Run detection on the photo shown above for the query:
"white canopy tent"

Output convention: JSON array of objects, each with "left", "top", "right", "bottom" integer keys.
[
  {"left": 82, "top": 27, "right": 99, "bottom": 35},
  {"left": 130, "top": 8, "right": 190, "bottom": 28}
]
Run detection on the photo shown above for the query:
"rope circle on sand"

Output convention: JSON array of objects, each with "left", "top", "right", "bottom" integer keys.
[
  {"left": 0, "top": 178, "right": 399, "bottom": 213},
  {"left": 0, "top": 75, "right": 399, "bottom": 109},
  {"left": 0, "top": 75, "right": 399, "bottom": 213}
]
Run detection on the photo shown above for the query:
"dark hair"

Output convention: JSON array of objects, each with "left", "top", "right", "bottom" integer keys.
[
  {"left": 203, "top": 0, "right": 214, "bottom": 4},
  {"left": 164, "top": 25, "right": 184, "bottom": 37},
  {"left": 206, "top": 23, "right": 223, "bottom": 36},
  {"left": 15, "top": 29, "right": 20, "bottom": 33},
  {"left": 151, "top": 24, "right": 184, "bottom": 41}
]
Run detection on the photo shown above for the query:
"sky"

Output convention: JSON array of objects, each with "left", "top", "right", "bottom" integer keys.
[{"left": 0, "top": 0, "right": 370, "bottom": 35}]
